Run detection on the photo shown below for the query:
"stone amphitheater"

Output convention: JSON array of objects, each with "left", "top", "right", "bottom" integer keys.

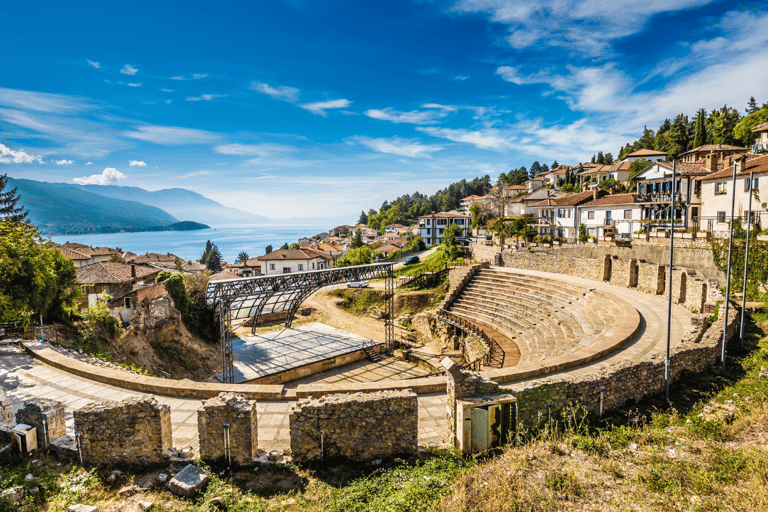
[{"left": 0, "top": 249, "right": 738, "bottom": 463}]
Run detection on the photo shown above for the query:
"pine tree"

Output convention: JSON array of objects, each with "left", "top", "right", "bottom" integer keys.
[
  {"left": 596, "top": 151, "right": 605, "bottom": 164},
  {"left": 352, "top": 230, "right": 364, "bottom": 248},
  {"left": 236, "top": 251, "right": 249, "bottom": 263},
  {"left": 590, "top": 155, "right": 596, "bottom": 164},
  {"left": 693, "top": 108, "right": 707, "bottom": 148},
  {"left": 279, "top": 243, "right": 289, "bottom": 250},
  {"left": 0, "top": 174, "right": 28, "bottom": 223},
  {"left": 747, "top": 96, "right": 758, "bottom": 114},
  {"left": 530, "top": 161, "right": 542, "bottom": 176},
  {"left": 604, "top": 153, "right": 614, "bottom": 164},
  {"left": 201, "top": 240, "right": 212, "bottom": 264},
  {"left": 358, "top": 210, "right": 368, "bottom": 225},
  {"left": 205, "top": 244, "right": 223, "bottom": 272},
  {"left": 265, "top": 244, "right": 273, "bottom": 254},
  {"left": 551, "top": 160, "right": 559, "bottom": 169}
]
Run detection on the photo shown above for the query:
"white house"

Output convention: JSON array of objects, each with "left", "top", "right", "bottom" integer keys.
[
  {"left": 619, "top": 148, "right": 668, "bottom": 163},
  {"left": 577, "top": 161, "right": 632, "bottom": 187},
  {"left": 530, "top": 189, "right": 606, "bottom": 241},
  {"left": 699, "top": 154, "right": 768, "bottom": 234},
  {"left": 418, "top": 211, "right": 470, "bottom": 245},
  {"left": 578, "top": 193, "right": 645, "bottom": 237},
  {"left": 753, "top": 122, "right": 768, "bottom": 152},
  {"left": 255, "top": 249, "right": 333, "bottom": 276}
]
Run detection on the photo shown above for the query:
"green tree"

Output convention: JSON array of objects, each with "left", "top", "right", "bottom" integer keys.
[
  {"left": 578, "top": 223, "right": 588, "bottom": 242},
  {"left": 265, "top": 244, "right": 273, "bottom": 254},
  {"left": 709, "top": 105, "right": 740, "bottom": 145},
  {"left": 335, "top": 246, "right": 373, "bottom": 267},
  {"left": 236, "top": 251, "right": 249, "bottom": 263},
  {"left": 205, "top": 244, "right": 223, "bottom": 272},
  {"left": 279, "top": 243, "right": 289, "bottom": 250},
  {"left": 596, "top": 151, "right": 605, "bottom": 164},
  {"left": 530, "top": 161, "right": 542, "bottom": 177},
  {"left": 0, "top": 222, "right": 79, "bottom": 325},
  {"left": 470, "top": 203, "right": 481, "bottom": 229},
  {"left": 734, "top": 104, "right": 768, "bottom": 146},
  {"left": 666, "top": 114, "right": 690, "bottom": 159},
  {"left": 629, "top": 158, "right": 652, "bottom": 181},
  {"left": 358, "top": 210, "right": 368, "bottom": 225},
  {"left": 289, "top": 243, "right": 300, "bottom": 250},
  {"left": 693, "top": 108, "right": 708, "bottom": 148},
  {"left": 0, "top": 175, "right": 28, "bottom": 222},
  {"left": 551, "top": 160, "right": 559, "bottom": 169},
  {"left": 746, "top": 96, "right": 759, "bottom": 114},
  {"left": 201, "top": 240, "right": 213, "bottom": 264},
  {"left": 604, "top": 153, "right": 614, "bottom": 164},
  {"left": 351, "top": 230, "right": 364, "bottom": 248}
]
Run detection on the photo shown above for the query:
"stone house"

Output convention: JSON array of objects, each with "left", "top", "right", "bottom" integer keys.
[
  {"left": 577, "top": 161, "right": 632, "bottom": 187},
  {"left": 107, "top": 282, "right": 169, "bottom": 323},
  {"left": 517, "top": 188, "right": 562, "bottom": 216},
  {"left": 418, "top": 211, "right": 470, "bottom": 246},
  {"left": 228, "top": 257, "right": 262, "bottom": 278},
  {"left": 76, "top": 262, "right": 161, "bottom": 308},
  {"left": 56, "top": 243, "right": 123, "bottom": 266},
  {"left": 678, "top": 144, "right": 749, "bottom": 163},
  {"left": 373, "top": 243, "right": 401, "bottom": 258},
  {"left": 699, "top": 154, "right": 768, "bottom": 235},
  {"left": 255, "top": 249, "right": 333, "bottom": 276},
  {"left": 753, "top": 122, "right": 768, "bottom": 152}
]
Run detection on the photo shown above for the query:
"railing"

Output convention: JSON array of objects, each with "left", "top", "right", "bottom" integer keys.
[
  {"left": 436, "top": 309, "right": 504, "bottom": 369},
  {"left": 636, "top": 192, "right": 681, "bottom": 203}
]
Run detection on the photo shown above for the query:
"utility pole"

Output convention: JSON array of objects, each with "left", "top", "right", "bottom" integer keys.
[
  {"left": 721, "top": 159, "right": 740, "bottom": 371},
  {"left": 740, "top": 170, "right": 754, "bottom": 346},
  {"left": 664, "top": 160, "right": 676, "bottom": 401}
]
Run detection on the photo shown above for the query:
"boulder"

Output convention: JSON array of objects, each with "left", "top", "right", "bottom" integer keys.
[
  {"left": 67, "top": 506, "right": 99, "bottom": 512},
  {"left": 1, "top": 486, "right": 24, "bottom": 503},
  {"left": 168, "top": 464, "right": 209, "bottom": 497}
]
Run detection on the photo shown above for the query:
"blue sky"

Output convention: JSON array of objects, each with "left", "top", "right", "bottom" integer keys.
[{"left": 1, "top": 0, "right": 767, "bottom": 220}]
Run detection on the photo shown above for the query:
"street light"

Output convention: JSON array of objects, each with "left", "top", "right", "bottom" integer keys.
[
  {"left": 721, "top": 158, "right": 741, "bottom": 371},
  {"left": 664, "top": 160, "right": 676, "bottom": 402},
  {"left": 739, "top": 170, "right": 754, "bottom": 346}
]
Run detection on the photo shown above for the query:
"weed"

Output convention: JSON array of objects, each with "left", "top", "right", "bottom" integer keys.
[{"left": 545, "top": 469, "right": 582, "bottom": 498}]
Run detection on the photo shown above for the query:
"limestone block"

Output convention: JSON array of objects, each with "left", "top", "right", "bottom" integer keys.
[
  {"left": 168, "top": 464, "right": 209, "bottom": 497},
  {"left": 15, "top": 398, "right": 66, "bottom": 449},
  {"left": 67, "top": 505, "right": 99, "bottom": 512}
]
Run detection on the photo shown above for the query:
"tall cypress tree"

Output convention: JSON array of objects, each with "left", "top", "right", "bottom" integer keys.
[
  {"left": 201, "top": 240, "right": 213, "bottom": 264},
  {"left": 205, "top": 244, "right": 223, "bottom": 272},
  {"left": 0, "top": 174, "right": 28, "bottom": 223},
  {"left": 693, "top": 108, "right": 707, "bottom": 148}
]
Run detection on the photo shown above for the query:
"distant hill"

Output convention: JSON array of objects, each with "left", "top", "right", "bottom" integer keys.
[
  {"left": 8, "top": 178, "right": 207, "bottom": 235},
  {"left": 79, "top": 185, "right": 269, "bottom": 225}
]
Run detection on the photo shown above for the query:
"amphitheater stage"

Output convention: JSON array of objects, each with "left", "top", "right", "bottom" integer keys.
[{"left": 219, "top": 322, "right": 381, "bottom": 384}]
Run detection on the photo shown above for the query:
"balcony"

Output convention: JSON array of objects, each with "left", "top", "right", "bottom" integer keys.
[{"left": 636, "top": 192, "right": 681, "bottom": 203}]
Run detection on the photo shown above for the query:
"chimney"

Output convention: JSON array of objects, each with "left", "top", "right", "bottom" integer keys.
[
  {"left": 582, "top": 182, "right": 589, "bottom": 192},
  {"left": 592, "top": 189, "right": 598, "bottom": 200},
  {"left": 131, "top": 264, "right": 136, "bottom": 282},
  {"left": 705, "top": 151, "right": 719, "bottom": 172},
  {"left": 734, "top": 155, "right": 747, "bottom": 173},
  {"left": 608, "top": 187, "right": 614, "bottom": 195}
]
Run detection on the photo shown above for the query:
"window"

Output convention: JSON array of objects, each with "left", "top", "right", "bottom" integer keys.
[
  {"left": 715, "top": 182, "right": 727, "bottom": 195},
  {"left": 283, "top": 267, "right": 291, "bottom": 274},
  {"left": 745, "top": 177, "right": 759, "bottom": 191},
  {"left": 312, "top": 262, "right": 315, "bottom": 269},
  {"left": 269, "top": 263, "right": 275, "bottom": 271},
  {"left": 298, "top": 264, "right": 304, "bottom": 271},
  {"left": 624, "top": 209, "right": 632, "bottom": 219},
  {"left": 606, "top": 211, "right": 612, "bottom": 220},
  {"left": 125, "top": 297, "right": 132, "bottom": 308},
  {"left": 717, "top": 211, "right": 726, "bottom": 223},
  {"left": 587, "top": 211, "right": 595, "bottom": 220}
]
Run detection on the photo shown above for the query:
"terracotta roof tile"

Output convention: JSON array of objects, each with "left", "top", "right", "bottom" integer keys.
[
  {"left": 699, "top": 154, "right": 768, "bottom": 181},
  {"left": 626, "top": 148, "right": 668, "bottom": 157},
  {"left": 256, "top": 249, "right": 332, "bottom": 261},
  {"left": 580, "top": 193, "right": 639, "bottom": 207},
  {"left": 753, "top": 122, "right": 768, "bottom": 133},
  {"left": 76, "top": 262, "right": 158, "bottom": 285},
  {"left": 678, "top": 144, "right": 749, "bottom": 157}
]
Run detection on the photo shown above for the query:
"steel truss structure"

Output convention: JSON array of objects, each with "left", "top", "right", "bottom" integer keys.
[{"left": 205, "top": 263, "right": 395, "bottom": 383}]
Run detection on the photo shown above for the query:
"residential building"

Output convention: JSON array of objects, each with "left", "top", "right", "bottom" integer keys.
[
  {"left": 525, "top": 175, "right": 546, "bottom": 192},
  {"left": 383, "top": 223, "right": 407, "bottom": 233},
  {"left": 255, "top": 249, "right": 333, "bottom": 276},
  {"left": 228, "top": 257, "right": 262, "bottom": 278},
  {"left": 329, "top": 225, "right": 351, "bottom": 236},
  {"left": 59, "top": 243, "right": 123, "bottom": 265},
  {"left": 578, "top": 194, "right": 645, "bottom": 237},
  {"left": 619, "top": 148, "right": 668, "bottom": 163},
  {"left": 530, "top": 189, "right": 606, "bottom": 240},
  {"left": 418, "top": 211, "right": 470, "bottom": 245},
  {"left": 128, "top": 252, "right": 184, "bottom": 265},
  {"left": 108, "top": 282, "right": 169, "bottom": 323},
  {"left": 518, "top": 189, "right": 563, "bottom": 215},
  {"left": 753, "top": 122, "right": 768, "bottom": 152},
  {"left": 373, "top": 243, "right": 400, "bottom": 258},
  {"left": 52, "top": 245, "right": 91, "bottom": 267},
  {"left": 76, "top": 262, "right": 160, "bottom": 307},
  {"left": 699, "top": 154, "right": 768, "bottom": 234},
  {"left": 577, "top": 161, "right": 632, "bottom": 187},
  {"left": 460, "top": 194, "right": 493, "bottom": 215},
  {"left": 678, "top": 144, "right": 748, "bottom": 163}
]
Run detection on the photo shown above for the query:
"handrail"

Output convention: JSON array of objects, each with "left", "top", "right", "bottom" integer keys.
[{"left": 436, "top": 309, "right": 504, "bottom": 369}]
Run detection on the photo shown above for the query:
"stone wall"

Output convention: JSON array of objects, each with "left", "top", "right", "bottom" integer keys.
[
  {"left": 609, "top": 257, "right": 633, "bottom": 288},
  {"left": 493, "top": 251, "right": 604, "bottom": 281},
  {"left": 637, "top": 262, "right": 665, "bottom": 295},
  {"left": 508, "top": 308, "right": 738, "bottom": 425},
  {"left": 74, "top": 396, "right": 171, "bottom": 465},
  {"left": 15, "top": 398, "right": 66, "bottom": 449},
  {"left": 441, "top": 263, "right": 489, "bottom": 310},
  {"left": 444, "top": 360, "right": 501, "bottom": 445},
  {"left": 289, "top": 390, "right": 418, "bottom": 463},
  {"left": 0, "top": 388, "right": 13, "bottom": 426},
  {"left": 198, "top": 393, "right": 257, "bottom": 464},
  {"left": 685, "top": 278, "right": 708, "bottom": 313}
]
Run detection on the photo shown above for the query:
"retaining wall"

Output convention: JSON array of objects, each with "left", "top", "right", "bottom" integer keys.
[
  {"left": 289, "top": 389, "right": 418, "bottom": 463},
  {"left": 0, "top": 389, "right": 12, "bottom": 426},
  {"left": 198, "top": 393, "right": 257, "bottom": 464},
  {"left": 74, "top": 396, "right": 172, "bottom": 465}
]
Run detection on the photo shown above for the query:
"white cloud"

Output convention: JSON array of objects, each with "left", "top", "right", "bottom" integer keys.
[
  {"left": 129, "top": 160, "right": 146, "bottom": 166},
  {"left": 86, "top": 59, "right": 100, "bottom": 69},
  {"left": 185, "top": 94, "right": 228, "bottom": 102},
  {"left": 350, "top": 136, "right": 443, "bottom": 158},
  {"left": 54, "top": 159, "right": 75, "bottom": 165},
  {"left": 160, "top": 88, "right": 173, "bottom": 93},
  {"left": 86, "top": 162, "right": 93, "bottom": 165},
  {"left": 120, "top": 64, "right": 138, "bottom": 75},
  {"left": 0, "top": 87, "right": 95, "bottom": 114},
  {"left": 127, "top": 83, "right": 141, "bottom": 87},
  {"left": 454, "top": 75, "right": 470, "bottom": 81},
  {"left": 364, "top": 107, "right": 450, "bottom": 125},
  {"left": 214, "top": 143, "right": 293, "bottom": 157},
  {"left": 192, "top": 74, "right": 208, "bottom": 79},
  {"left": 417, "top": 126, "right": 515, "bottom": 150},
  {"left": 299, "top": 99, "right": 351, "bottom": 116},
  {"left": 171, "top": 76, "right": 187, "bottom": 81},
  {"left": 0, "top": 143, "right": 43, "bottom": 164},
  {"left": 123, "top": 124, "right": 219, "bottom": 145},
  {"left": 250, "top": 81, "right": 301, "bottom": 102},
  {"left": 73, "top": 167, "right": 126, "bottom": 185},
  {"left": 165, "top": 99, "right": 172, "bottom": 105}
]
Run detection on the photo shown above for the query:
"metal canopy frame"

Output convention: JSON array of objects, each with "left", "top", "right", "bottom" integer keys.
[{"left": 206, "top": 262, "right": 395, "bottom": 383}]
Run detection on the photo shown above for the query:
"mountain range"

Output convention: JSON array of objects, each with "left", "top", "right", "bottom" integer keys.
[{"left": 8, "top": 177, "right": 268, "bottom": 235}]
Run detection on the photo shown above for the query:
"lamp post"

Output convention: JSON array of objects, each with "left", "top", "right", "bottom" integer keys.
[
  {"left": 664, "top": 160, "right": 676, "bottom": 402},
  {"left": 721, "top": 160, "right": 740, "bottom": 371},
  {"left": 739, "top": 170, "right": 755, "bottom": 346}
]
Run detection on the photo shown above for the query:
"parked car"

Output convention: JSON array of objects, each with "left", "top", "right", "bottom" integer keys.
[
  {"left": 347, "top": 280, "right": 370, "bottom": 288},
  {"left": 455, "top": 237, "right": 472, "bottom": 247},
  {"left": 402, "top": 255, "right": 420, "bottom": 265}
]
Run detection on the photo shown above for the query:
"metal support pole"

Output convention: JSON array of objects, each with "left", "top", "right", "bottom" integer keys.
[
  {"left": 722, "top": 162, "right": 739, "bottom": 371},
  {"left": 740, "top": 171, "right": 754, "bottom": 346},
  {"left": 222, "top": 423, "right": 231, "bottom": 464},
  {"left": 665, "top": 160, "right": 676, "bottom": 402},
  {"left": 599, "top": 387, "right": 606, "bottom": 417}
]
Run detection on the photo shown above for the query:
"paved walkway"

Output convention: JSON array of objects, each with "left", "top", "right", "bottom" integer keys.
[{"left": 0, "top": 348, "right": 446, "bottom": 453}]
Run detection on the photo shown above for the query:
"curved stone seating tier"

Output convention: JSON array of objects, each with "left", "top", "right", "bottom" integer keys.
[{"left": 446, "top": 269, "right": 642, "bottom": 375}]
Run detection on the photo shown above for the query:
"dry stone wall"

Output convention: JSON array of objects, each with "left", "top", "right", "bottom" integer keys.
[
  {"left": 445, "top": 361, "right": 502, "bottom": 445},
  {"left": 74, "top": 396, "right": 171, "bottom": 465},
  {"left": 637, "top": 262, "right": 665, "bottom": 295},
  {"left": 15, "top": 398, "right": 66, "bottom": 449},
  {"left": 507, "top": 308, "right": 738, "bottom": 425},
  {"left": 289, "top": 390, "right": 417, "bottom": 463},
  {"left": 198, "top": 393, "right": 257, "bottom": 464}
]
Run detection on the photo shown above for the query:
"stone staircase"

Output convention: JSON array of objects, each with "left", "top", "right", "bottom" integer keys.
[
  {"left": 363, "top": 345, "right": 381, "bottom": 363},
  {"left": 446, "top": 268, "right": 636, "bottom": 368}
]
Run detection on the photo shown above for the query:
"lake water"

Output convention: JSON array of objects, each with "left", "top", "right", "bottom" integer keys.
[{"left": 49, "top": 224, "right": 330, "bottom": 263}]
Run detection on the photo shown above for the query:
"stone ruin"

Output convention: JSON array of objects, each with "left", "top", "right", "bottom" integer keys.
[
  {"left": 0, "top": 388, "right": 12, "bottom": 427},
  {"left": 198, "top": 392, "right": 258, "bottom": 464},
  {"left": 289, "top": 389, "right": 418, "bottom": 463},
  {"left": 15, "top": 398, "right": 66, "bottom": 450}
]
